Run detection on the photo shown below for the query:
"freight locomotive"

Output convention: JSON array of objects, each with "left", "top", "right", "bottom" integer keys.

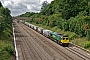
[{"left": 23, "top": 21, "right": 69, "bottom": 46}]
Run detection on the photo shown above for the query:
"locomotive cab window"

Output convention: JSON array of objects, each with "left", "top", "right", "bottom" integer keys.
[
  {"left": 66, "top": 38, "right": 68, "bottom": 40},
  {"left": 63, "top": 38, "right": 65, "bottom": 40}
]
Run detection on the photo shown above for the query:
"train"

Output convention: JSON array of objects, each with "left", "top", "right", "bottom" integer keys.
[{"left": 22, "top": 21, "right": 69, "bottom": 46}]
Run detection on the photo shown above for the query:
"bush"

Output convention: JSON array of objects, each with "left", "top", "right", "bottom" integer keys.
[
  {"left": 3, "top": 44, "right": 14, "bottom": 55},
  {"left": 69, "top": 33, "right": 77, "bottom": 40},
  {"left": 0, "top": 44, "right": 14, "bottom": 60},
  {"left": 86, "top": 29, "right": 90, "bottom": 41},
  {"left": 0, "top": 50, "right": 10, "bottom": 60},
  {"left": 84, "top": 42, "right": 90, "bottom": 48}
]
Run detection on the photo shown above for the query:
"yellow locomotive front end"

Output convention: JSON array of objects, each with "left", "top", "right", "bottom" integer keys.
[{"left": 61, "top": 36, "right": 69, "bottom": 46}]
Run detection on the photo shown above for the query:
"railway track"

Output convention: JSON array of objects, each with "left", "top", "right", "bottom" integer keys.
[
  {"left": 20, "top": 23, "right": 74, "bottom": 60},
  {"left": 65, "top": 47, "right": 90, "bottom": 60},
  {"left": 19, "top": 22, "right": 68, "bottom": 60},
  {"left": 20, "top": 22, "right": 90, "bottom": 60},
  {"left": 14, "top": 22, "right": 26, "bottom": 60},
  {"left": 13, "top": 20, "right": 90, "bottom": 60},
  {"left": 15, "top": 22, "right": 41, "bottom": 60}
]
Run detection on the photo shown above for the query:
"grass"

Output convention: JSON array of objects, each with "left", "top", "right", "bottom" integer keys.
[
  {"left": 30, "top": 22, "right": 90, "bottom": 50},
  {"left": 71, "top": 37, "right": 87, "bottom": 47},
  {"left": 71, "top": 38, "right": 90, "bottom": 50}
]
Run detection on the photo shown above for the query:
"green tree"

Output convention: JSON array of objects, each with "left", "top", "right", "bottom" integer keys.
[
  {"left": 20, "top": 12, "right": 35, "bottom": 17},
  {"left": 40, "top": 1, "right": 49, "bottom": 15},
  {"left": 0, "top": 1, "right": 2, "bottom": 7},
  {"left": 62, "top": 0, "right": 88, "bottom": 20},
  {"left": 0, "top": 4, "right": 12, "bottom": 40}
]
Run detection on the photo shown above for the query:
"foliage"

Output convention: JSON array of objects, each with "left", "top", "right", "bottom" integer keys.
[
  {"left": 84, "top": 41, "right": 90, "bottom": 48},
  {"left": 0, "top": 3, "right": 12, "bottom": 40},
  {"left": 3, "top": 44, "right": 14, "bottom": 55},
  {"left": 0, "top": 44, "right": 14, "bottom": 60},
  {"left": 20, "top": 0, "right": 90, "bottom": 41},
  {"left": 0, "top": 50, "right": 10, "bottom": 60},
  {"left": 0, "top": 2, "right": 14, "bottom": 60},
  {"left": 86, "top": 29, "right": 90, "bottom": 41},
  {"left": 39, "top": 0, "right": 90, "bottom": 19},
  {"left": 19, "top": 12, "right": 35, "bottom": 17},
  {"left": 0, "top": 1, "right": 2, "bottom": 7},
  {"left": 69, "top": 33, "right": 77, "bottom": 40},
  {"left": 40, "top": 1, "right": 49, "bottom": 15}
]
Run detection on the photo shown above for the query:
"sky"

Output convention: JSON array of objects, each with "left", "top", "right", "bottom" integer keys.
[{"left": 0, "top": 0, "right": 53, "bottom": 16}]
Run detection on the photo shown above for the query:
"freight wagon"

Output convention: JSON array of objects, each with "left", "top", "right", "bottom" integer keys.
[{"left": 23, "top": 22, "right": 69, "bottom": 46}]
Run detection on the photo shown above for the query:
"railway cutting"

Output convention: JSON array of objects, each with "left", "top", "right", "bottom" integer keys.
[{"left": 13, "top": 19, "right": 90, "bottom": 60}]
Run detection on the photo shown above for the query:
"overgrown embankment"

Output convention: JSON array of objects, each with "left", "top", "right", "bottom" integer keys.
[
  {"left": 0, "top": 2, "right": 14, "bottom": 60},
  {"left": 20, "top": 0, "right": 90, "bottom": 49}
]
